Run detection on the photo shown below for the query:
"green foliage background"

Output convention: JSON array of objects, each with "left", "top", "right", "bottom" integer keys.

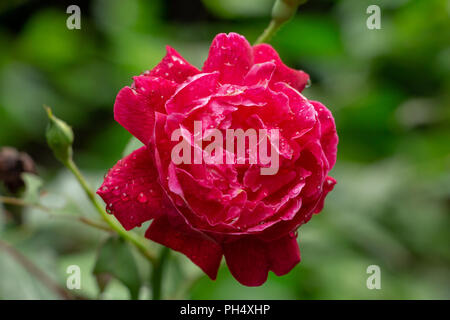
[{"left": 0, "top": 0, "right": 449, "bottom": 299}]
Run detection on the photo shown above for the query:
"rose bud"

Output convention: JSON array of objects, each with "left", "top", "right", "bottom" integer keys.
[{"left": 45, "top": 106, "right": 74, "bottom": 164}]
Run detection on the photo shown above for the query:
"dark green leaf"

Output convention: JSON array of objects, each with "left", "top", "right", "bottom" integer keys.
[{"left": 93, "top": 236, "right": 141, "bottom": 299}]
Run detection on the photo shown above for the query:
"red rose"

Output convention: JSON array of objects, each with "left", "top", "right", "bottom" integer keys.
[{"left": 97, "top": 33, "right": 338, "bottom": 286}]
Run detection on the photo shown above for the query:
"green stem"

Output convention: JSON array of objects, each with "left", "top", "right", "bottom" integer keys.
[
  {"left": 64, "top": 158, "right": 157, "bottom": 266},
  {"left": 151, "top": 247, "right": 170, "bottom": 300},
  {"left": 254, "top": 0, "right": 307, "bottom": 45},
  {"left": 255, "top": 20, "right": 282, "bottom": 45}
]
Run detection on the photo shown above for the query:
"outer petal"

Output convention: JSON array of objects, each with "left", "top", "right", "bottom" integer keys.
[
  {"left": 223, "top": 234, "right": 301, "bottom": 286},
  {"left": 132, "top": 76, "right": 177, "bottom": 113},
  {"left": 223, "top": 238, "right": 269, "bottom": 286},
  {"left": 313, "top": 176, "right": 336, "bottom": 214},
  {"left": 266, "top": 235, "right": 301, "bottom": 276},
  {"left": 311, "top": 101, "right": 338, "bottom": 169},
  {"left": 203, "top": 33, "right": 254, "bottom": 85},
  {"left": 97, "top": 147, "right": 164, "bottom": 230},
  {"left": 114, "top": 77, "right": 177, "bottom": 145},
  {"left": 147, "top": 46, "right": 200, "bottom": 84},
  {"left": 146, "top": 215, "right": 223, "bottom": 280},
  {"left": 253, "top": 43, "right": 309, "bottom": 92}
]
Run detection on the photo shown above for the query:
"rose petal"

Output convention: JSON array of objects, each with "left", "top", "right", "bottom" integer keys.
[
  {"left": 311, "top": 101, "right": 338, "bottom": 169},
  {"left": 267, "top": 234, "right": 301, "bottom": 276},
  {"left": 132, "top": 76, "right": 177, "bottom": 114},
  {"left": 97, "top": 147, "right": 164, "bottom": 230},
  {"left": 165, "top": 72, "right": 219, "bottom": 114},
  {"left": 313, "top": 176, "right": 336, "bottom": 213},
  {"left": 203, "top": 33, "right": 254, "bottom": 85},
  {"left": 243, "top": 61, "right": 276, "bottom": 87},
  {"left": 148, "top": 46, "right": 200, "bottom": 84},
  {"left": 114, "top": 87, "right": 154, "bottom": 145},
  {"left": 253, "top": 43, "right": 309, "bottom": 92},
  {"left": 223, "top": 237, "right": 269, "bottom": 286},
  {"left": 223, "top": 235, "right": 301, "bottom": 285},
  {"left": 114, "top": 77, "right": 177, "bottom": 145},
  {"left": 146, "top": 215, "right": 223, "bottom": 280}
]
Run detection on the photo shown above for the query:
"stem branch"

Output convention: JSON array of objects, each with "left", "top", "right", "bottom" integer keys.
[
  {"left": 0, "top": 239, "right": 75, "bottom": 300},
  {"left": 0, "top": 195, "right": 112, "bottom": 232},
  {"left": 64, "top": 159, "right": 157, "bottom": 266}
]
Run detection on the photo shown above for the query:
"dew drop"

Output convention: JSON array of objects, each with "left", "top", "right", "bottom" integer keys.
[
  {"left": 112, "top": 186, "right": 120, "bottom": 196},
  {"left": 137, "top": 192, "right": 148, "bottom": 203},
  {"left": 121, "top": 193, "right": 129, "bottom": 201},
  {"left": 305, "top": 78, "right": 311, "bottom": 89},
  {"left": 289, "top": 230, "right": 298, "bottom": 238}
]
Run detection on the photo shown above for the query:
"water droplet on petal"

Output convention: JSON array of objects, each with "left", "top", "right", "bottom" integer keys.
[
  {"left": 113, "top": 186, "right": 120, "bottom": 196},
  {"left": 137, "top": 192, "right": 148, "bottom": 203},
  {"left": 121, "top": 193, "right": 129, "bottom": 201},
  {"left": 289, "top": 230, "right": 298, "bottom": 238},
  {"left": 305, "top": 78, "right": 311, "bottom": 88}
]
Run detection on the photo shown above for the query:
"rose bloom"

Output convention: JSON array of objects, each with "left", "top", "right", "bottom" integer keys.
[{"left": 97, "top": 33, "right": 338, "bottom": 286}]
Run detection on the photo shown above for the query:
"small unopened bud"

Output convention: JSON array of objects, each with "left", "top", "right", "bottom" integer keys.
[
  {"left": 45, "top": 106, "right": 74, "bottom": 164},
  {"left": 272, "top": 0, "right": 307, "bottom": 23}
]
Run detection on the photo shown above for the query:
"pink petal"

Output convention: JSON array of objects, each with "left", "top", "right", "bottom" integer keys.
[
  {"left": 146, "top": 215, "right": 223, "bottom": 280},
  {"left": 253, "top": 43, "right": 309, "bottom": 92},
  {"left": 132, "top": 76, "right": 177, "bottom": 113},
  {"left": 223, "top": 237, "right": 269, "bottom": 286},
  {"left": 97, "top": 147, "right": 165, "bottom": 230},
  {"left": 223, "top": 235, "right": 300, "bottom": 286},
  {"left": 114, "top": 87, "right": 154, "bottom": 145},
  {"left": 311, "top": 101, "right": 338, "bottom": 169},
  {"left": 114, "top": 77, "right": 177, "bottom": 145},
  {"left": 203, "top": 33, "right": 254, "bottom": 85},
  {"left": 243, "top": 61, "right": 276, "bottom": 87},
  {"left": 147, "top": 46, "right": 200, "bottom": 84},
  {"left": 266, "top": 235, "right": 301, "bottom": 276},
  {"left": 313, "top": 176, "right": 336, "bottom": 213},
  {"left": 165, "top": 72, "right": 219, "bottom": 114},
  {"left": 274, "top": 82, "right": 316, "bottom": 139}
]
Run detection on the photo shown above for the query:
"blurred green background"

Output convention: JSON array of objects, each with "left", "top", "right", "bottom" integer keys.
[{"left": 0, "top": 0, "right": 449, "bottom": 299}]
